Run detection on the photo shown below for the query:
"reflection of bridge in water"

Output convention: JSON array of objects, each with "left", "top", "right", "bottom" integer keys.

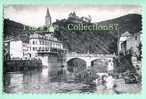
[
  {"left": 65, "top": 53, "right": 115, "bottom": 67},
  {"left": 35, "top": 51, "right": 116, "bottom": 82}
]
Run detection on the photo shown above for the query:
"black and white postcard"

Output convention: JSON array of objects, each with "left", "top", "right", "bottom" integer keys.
[{"left": 3, "top": 5, "right": 142, "bottom": 94}]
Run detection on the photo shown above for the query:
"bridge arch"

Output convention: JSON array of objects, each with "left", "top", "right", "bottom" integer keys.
[
  {"left": 67, "top": 58, "right": 87, "bottom": 73},
  {"left": 91, "top": 58, "right": 109, "bottom": 72}
]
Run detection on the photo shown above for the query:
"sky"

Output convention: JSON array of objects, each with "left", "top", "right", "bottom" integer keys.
[{"left": 4, "top": 5, "right": 142, "bottom": 27}]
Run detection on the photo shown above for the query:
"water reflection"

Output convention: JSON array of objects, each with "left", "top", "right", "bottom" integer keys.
[
  {"left": 4, "top": 68, "right": 96, "bottom": 93},
  {"left": 4, "top": 69, "right": 48, "bottom": 93}
]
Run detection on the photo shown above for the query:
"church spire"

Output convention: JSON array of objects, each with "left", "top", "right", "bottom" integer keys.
[
  {"left": 45, "top": 8, "right": 51, "bottom": 26},
  {"left": 46, "top": 8, "right": 51, "bottom": 17}
]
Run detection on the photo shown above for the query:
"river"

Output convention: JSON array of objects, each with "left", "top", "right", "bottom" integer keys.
[
  {"left": 3, "top": 67, "right": 96, "bottom": 93},
  {"left": 3, "top": 67, "right": 141, "bottom": 94}
]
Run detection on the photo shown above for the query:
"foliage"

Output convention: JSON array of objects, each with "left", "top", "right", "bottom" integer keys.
[{"left": 137, "top": 42, "right": 142, "bottom": 61}]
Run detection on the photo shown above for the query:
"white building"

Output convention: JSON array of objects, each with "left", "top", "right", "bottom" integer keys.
[
  {"left": 9, "top": 40, "right": 30, "bottom": 60},
  {"left": 29, "top": 32, "right": 64, "bottom": 58}
]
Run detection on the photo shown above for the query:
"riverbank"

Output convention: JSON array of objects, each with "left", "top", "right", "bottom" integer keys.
[{"left": 3, "top": 59, "right": 42, "bottom": 72}]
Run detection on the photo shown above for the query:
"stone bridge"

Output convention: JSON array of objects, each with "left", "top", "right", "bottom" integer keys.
[{"left": 65, "top": 53, "right": 116, "bottom": 67}]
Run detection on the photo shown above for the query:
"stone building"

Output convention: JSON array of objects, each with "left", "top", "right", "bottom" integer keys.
[
  {"left": 118, "top": 31, "right": 142, "bottom": 73},
  {"left": 119, "top": 31, "right": 141, "bottom": 56}
]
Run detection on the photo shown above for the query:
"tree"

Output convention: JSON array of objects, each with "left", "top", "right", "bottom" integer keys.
[
  {"left": 137, "top": 42, "right": 142, "bottom": 61},
  {"left": 108, "top": 38, "right": 118, "bottom": 54}
]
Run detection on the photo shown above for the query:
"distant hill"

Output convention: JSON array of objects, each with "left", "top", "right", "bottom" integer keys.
[
  {"left": 3, "top": 19, "right": 33, "bottom": 43},
  {"left": 53, "top": 14, "right": 142, "bottom": 54},
  {"left": 96, "top": 14, "right": 142, "bottom": 37}
]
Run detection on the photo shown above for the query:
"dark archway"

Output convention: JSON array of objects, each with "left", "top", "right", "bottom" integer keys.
[
  {"left": 67, "top": 58, "right": 86, "bottom": 73},
  {"left": 91, "top": 59, "right": 108, "bottom": 72}
]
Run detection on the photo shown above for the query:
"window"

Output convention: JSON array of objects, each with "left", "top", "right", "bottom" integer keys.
[
  {"left": 33, "top": 47, "right": 37, "bottom": 51},
  {"left": 33, "top": 41, "right": 35, "bottom": 44},
  {"left": 33, "top": 47, "right": 35, "bottom": 51},
  {"left": 135, "top": 36, "right": 137, "bottom": 40},
  {"left": 32, "top": 40, "right": 38, "bottom": 45}
]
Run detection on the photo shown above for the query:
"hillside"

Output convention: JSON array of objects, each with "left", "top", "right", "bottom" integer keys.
[
  {"left": 96, "top": 14, "right": 142, "bottom": 36},
  {"left": 53, "top": 14, "right": 142, "bottom": 54},
  {"left": 3, "top": 19, "right": 33, "bottom": 43}
]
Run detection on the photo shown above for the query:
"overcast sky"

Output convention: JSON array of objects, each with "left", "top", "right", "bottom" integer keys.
[{"left": 4, "top": 5, "right": 142, "bottom": 27}]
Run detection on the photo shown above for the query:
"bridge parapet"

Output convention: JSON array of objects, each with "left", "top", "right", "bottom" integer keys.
[{"left": 66, "top": 53, "right": 115, "bottom": 58}]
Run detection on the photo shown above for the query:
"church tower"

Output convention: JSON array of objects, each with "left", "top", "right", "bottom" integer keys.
[{"left": 45, "top": 8, "right": 52, "bottom": 26}]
